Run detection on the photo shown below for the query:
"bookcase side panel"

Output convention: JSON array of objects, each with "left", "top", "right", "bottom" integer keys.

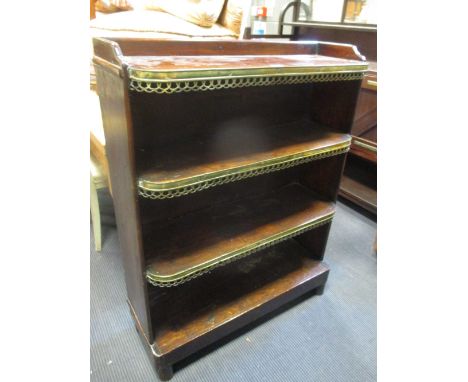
[
  {"left": 298, "top": 154, "right": 347, "bottom": 202},
  {"left": 95, "top": 66, "right": 153, "bottom": 341},
  {"left": 308, "top": 80, "right": 363, "bottom": 134},
  {"left": 295, "top": 222, "right": 333, "bottom": 261}
]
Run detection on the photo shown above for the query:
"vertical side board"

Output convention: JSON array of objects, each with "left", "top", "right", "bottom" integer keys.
[
  {"left": 95, "top": 64, "right": 153, "bottom": 341},
  {"left": 309, "top": 80, "right": 363, "bottom": 134}
]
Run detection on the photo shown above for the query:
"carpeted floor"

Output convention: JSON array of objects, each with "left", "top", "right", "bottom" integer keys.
[{"left": 90, "top": 198, "right": 376, "bottom": 382}]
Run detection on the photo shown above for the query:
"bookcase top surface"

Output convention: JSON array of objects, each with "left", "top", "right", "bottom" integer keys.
[
  {"left": 93, "top": 38, "right": 368, "bottom": 82},
  {"left": 125, "top": 54, "right": 367, "bottom": 81}
]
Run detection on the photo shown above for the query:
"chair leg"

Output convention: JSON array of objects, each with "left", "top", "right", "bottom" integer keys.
[{"left": 90, "top": 175, "right": 102, "bottom": 251}]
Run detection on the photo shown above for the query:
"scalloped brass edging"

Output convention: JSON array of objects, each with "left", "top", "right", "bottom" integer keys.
[
  {"left": 138, "top": 139, "right": 351, "bottom": 199},
  {"left": 146, "top": 211, "right": 334, "bottom": 287},
  {"left": 128, "top": 69, "right": 366, "bottom": 94}
]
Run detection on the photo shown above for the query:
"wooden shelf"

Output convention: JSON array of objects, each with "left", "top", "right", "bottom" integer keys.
[
  {"left": 350, "top": 138, "right": 377, "bottom": 163},
  {"left": 149, "top": 240, "right": 329, "bottom": 359},
  {"left": 93, "top": 38, "right": 366, "bottom": 96},
  {"left": 125, "top": 54, "right": 367, "bottom": 79},
  {"left": 339, "top": 174, "right": 376, "bottom": 213},
  {"left": 144, "top": 183, "right": 334, "bottom": 286},
  {"left": 137, "top": 122, "right": 351, "bottom": 199}
]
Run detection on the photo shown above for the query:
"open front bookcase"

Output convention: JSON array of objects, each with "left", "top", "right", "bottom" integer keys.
[{"left": 93, "top": 37, "right": 367, "bottom": 380}]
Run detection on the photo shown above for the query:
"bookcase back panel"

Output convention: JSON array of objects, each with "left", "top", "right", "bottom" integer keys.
[
  {"left": 308, "top": 80, "right": 363, "bottom": 134},
  {"left": 129, "top": 84, "right": 312, "bottom": 152}
]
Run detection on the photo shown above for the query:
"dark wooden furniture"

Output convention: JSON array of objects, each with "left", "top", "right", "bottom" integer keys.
[
  {"left": 93, "top": 38, "right": 366, "bottom": 380},
  {"left": 340, "top": 63, "right": 376, "bottom": 213},
  {"left": 293, "top": 24, "right": 376, "bottom": 61},
  {"left": 292, "top": 24, "right": 377, "bottom": 214}
]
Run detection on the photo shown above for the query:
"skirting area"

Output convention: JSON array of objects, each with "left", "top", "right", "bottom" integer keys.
[{"left": 90, "top": 198, "right": 376, "bottom": 382}]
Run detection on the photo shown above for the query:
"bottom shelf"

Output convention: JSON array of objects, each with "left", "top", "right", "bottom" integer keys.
[
  {"left": 148, "top": 239, "right": 329, "bottom": 363},
  {"left": 339, "top": 174, "right": 377, "bottom": 213},
  {"left": 339, "top": 154, "right": 377, "bottom": 214}
]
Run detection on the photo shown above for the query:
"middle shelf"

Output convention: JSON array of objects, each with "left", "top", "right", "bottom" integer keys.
[
  {"left": 144, "top": 183, "right": 335, "bottom": 286},
  {"left": 137, "top": 120, "right": 351, "bottom": 199}
]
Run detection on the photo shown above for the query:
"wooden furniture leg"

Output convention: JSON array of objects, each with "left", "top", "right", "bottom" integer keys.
[
  {"left": 315, "top": 284, "right": 326, "bottom": 295},
  {"left": 155, "top": 363, "right": 173, "bottom": 381}
]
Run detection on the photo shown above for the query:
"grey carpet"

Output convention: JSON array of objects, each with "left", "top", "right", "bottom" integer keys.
[{"left": 90, "top": 198, "right": 376, "bottom": 382}]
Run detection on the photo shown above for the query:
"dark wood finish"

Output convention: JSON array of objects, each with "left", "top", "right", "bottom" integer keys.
[
  {"left": 292, "top": 25, "right": 377, "bottom": 213},
  {"left": 350, "top": 137, "right": 377, "bottom": 162},
  {"left": 107, "top": 39, "right": 314, "bottom": 57},
  {"left": 93, "top": 38, "right": 364, "bottom": 380},
  {"left": 317, "top": 41, "right": 366, "bottom": 61},
  {"left": 144, "top": 184, "right": 333, "bottom": 281},
  {"left": 149, "top": 240, "right": 329, "bottom": 360},
  {"left": 351, "top": 73, "right": 377, "bottom": 150},
  {"left": 362, "top": 63, "right": 377, "bottom": 88},
  {"left": 138, "top": 122, "right": 349, "bottom": 186},
  {"left": 125, "top": 53, "right": 364, "bottom": 71},
  {"left": 341, "top": 68, "right": 377, "bottom": 212},
  {"left": 94, "top": 64, "right": 152, "bottom": 340},
  {"left": 309, "top": 79, "right": 362, "bottom": 133},
  {"left": 339, "top": 155, "right": 376, "bottom": 214},
  {"left": 294, "top": 25, "right": 377, "bottom": 61},
  {"left": 300, "top": 152, "right": 348, "bottom": 202},
  {"left": 137, "top": 154, "right": 347, "bottom": 227},
  {"left": 94, "top": 37, "right": 365, "bottom": 60},
  {"left": 131, "top": 83, "right": 316, "bottom": 151},
  {"left": 295, "top": 217, "right": 334, "bottom": 261},
  {"left": 339, "top": 174, "right": 376, "bottom": 213},
  {"left": 129, "top": 301, "right": 174, "bottom": 381}
]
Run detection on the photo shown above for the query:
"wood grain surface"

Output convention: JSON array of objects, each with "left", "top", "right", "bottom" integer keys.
[
  {"left": 149, "top": 239, "right": 329, "bottom": 358},
  {"left": 138, "top": 121, "right": 350, "bottom": 189},
  {"left": 92, "top": 37, "right": 363, "bottom": 379},
  {"left": 144, "top": 183, "right": 334, "bottom": 282},
  {"left": 125, "top": 54, "right": 365, "bottom": 72}
]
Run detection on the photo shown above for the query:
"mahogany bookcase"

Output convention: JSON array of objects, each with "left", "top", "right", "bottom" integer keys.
[{"left": 93, "top": 37, "right": 366, "bottom": 380}]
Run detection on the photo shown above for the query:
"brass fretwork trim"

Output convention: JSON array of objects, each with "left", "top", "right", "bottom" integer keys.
[
  {"left": 138, "top": 140, "right": 351, "bottom": 199},
  {"left": 129, "top": 71, "right": 365, "bottom": 94},
  {"left": 146, "top": 212, "right": 334, "bottom": 287}
]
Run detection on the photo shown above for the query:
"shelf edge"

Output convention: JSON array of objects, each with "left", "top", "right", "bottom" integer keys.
[
  {"left": 145, "top": 211, "right": 334, "bottom": 287},
  {"left": 129, "top": 69, "right": 366, "bottom": 94},
  {"left": 138, "top": 139, "right": 351, "bottom": 199}
]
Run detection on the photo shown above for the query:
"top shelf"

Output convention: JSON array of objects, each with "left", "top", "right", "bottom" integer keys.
[
  {"left": 93, "top": 38, "right": 368, "bottom": 94},
  {"left": 125, "top": 54, "right": 367, "bottom": 80}
]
